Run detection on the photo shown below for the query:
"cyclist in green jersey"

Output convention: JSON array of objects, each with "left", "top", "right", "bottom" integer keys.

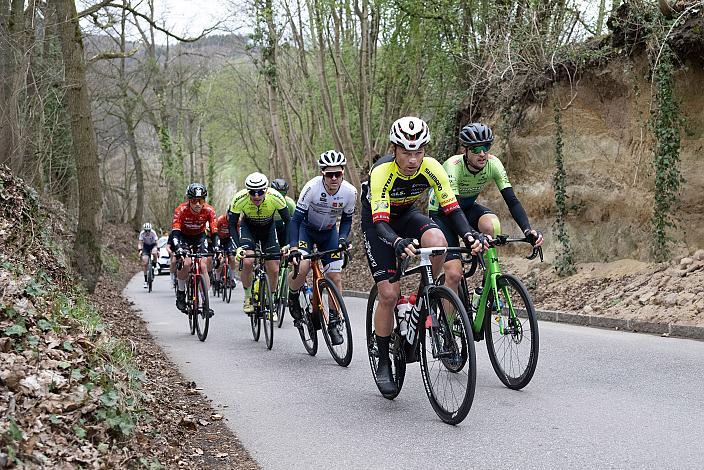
[
  {"left": 271, "top": 178, "right": 296, "bottom": 247},
  {"left": 429, "top": 122, "right": 543, "bottom": 294},
  {"left": 228, "top": 172, "right": 291, "bottom": 314}
]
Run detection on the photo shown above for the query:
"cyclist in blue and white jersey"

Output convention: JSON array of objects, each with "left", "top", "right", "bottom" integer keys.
[{"left": 287, "top": 150, "right": 357, "bottom": 345}]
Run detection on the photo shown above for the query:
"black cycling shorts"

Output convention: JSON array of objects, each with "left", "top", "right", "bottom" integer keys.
[
  {"left": 361, "top": 208, "right": 439, "bottom": 283},
  {"left": 178, "top": 233, "right": 207, "bottom": 253},
  {"left": 239, "top": 219, "right": 279, "bottom": 254},
  {"left": 141, "top": 243, "right": 157, "bottom": 256},
  {"left": 431, "top": 203, "right": 494, "bottom": 261}
]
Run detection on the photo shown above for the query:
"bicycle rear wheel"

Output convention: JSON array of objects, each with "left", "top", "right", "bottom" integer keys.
[
  {"left": 366, "top": 285, "right": 406, "bottom": 400},
  {"left": 195, "top": 275, "right": 210, "bottom": 342},
  {"left": 484, "top": 274, "right": 539, "bottom": 390},
  {"left": 297, "top": 287, "right": 317, "bottom": 356},
  {"left": 223, "top": 265, "right": 233, "bottom": 303},
  {"left": 319, "top": 278, "right": 353, "bottom": 367},
  {"left": 420, "top": 285, "right": 476, "bottom": 425},
  {"left": 261, "top": 275, "right": 274, "bottom": 350}
]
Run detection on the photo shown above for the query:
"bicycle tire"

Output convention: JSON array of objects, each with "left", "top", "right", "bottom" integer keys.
[
  {"left": 420, "top": 285, "right": 476, "bottom": 425},
  {"left": 195, "top": 275, "right": 210, "bottom": 342},
  {"left": 318, "top": 278, "right": 353, "bottom": 367},
  {"left": 148, "top": 264, "right": 154, "bottom": 293},
  {"left": 187, "top": 276, "right": 196, "bottom": 336},
  {"left": 297, "top": 287, "right": 317, "bottom": 356},
  {"left": 484, "top": 274, "right": 539, "bottom": 390},
  {"left": 250, "top": 307, "right": 261, "bottom": 342},
  {"left": 261, "top": 275, "right": 274, "bottom": 350},
  {"left": 366, "top": 284, "right": 406, "bottom": 400},
  {"left": 276, "top": 270, "right": 288, "bottom": 328}
]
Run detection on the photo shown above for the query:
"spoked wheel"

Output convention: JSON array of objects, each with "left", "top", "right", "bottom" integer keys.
[
  {"left": 276, "top": 272, "right": 288, "bottom": 328},
  {"left": 223, "top": 266, "right": 233, "bottom": 303},
  {"left": 297, "top": 287, "right": 318, "bottom": 356},
  {"left": 250, "top": 309, "right": 261, "bottom": 342},
  {"left": 319, "top": 278, "right": 353, "bottom": 367},
  {"left": 484, "top": 274, "right": 539, "bottom": 390},
  {"left": 147, "top": 265, "right": 154, "bottom": 293},
  {"left": 212, "top": 274, "right": 220, "bottom": 298},
  {"left": 366, "top": 284, "right": 406, "bottom": 400},
  {"left": 187, "top": 277, "right": 196, "bottom": 336},
  {"left": 420, "top": 285, "right": 476, "bottom": 425},
  {"left": 261, "top": 276, "right": 274, "bottom": 350},
  {"left": 194, "top": 275, "right": 210, "bottom": 342}
]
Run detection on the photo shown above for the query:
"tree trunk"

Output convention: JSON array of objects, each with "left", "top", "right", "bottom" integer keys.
[
  {"left": 54, "top": 0, "right": 103, "bottom": 292},
  {"left": 0, "top": 0, "right": 26, "bottom": 174},
  {"left": 261, "top": 0, "right": 293, "bottom": 187}
]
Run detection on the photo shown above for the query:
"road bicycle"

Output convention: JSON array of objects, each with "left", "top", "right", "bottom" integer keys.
[
  {"left": 242, "top": 248, "right": 281, "bottom": 350},
  {"left": 439, "top": 235, "right": 542, "bottom": 390},
  {"left": 291, "top": 247, "right": 353, "bottom": 366},
  {"left": 212, "top": 249, "right": 236, "bottom": 303},
  {"left": 366, "top": 246, "right": 476, "bottom": 424},
  {"left": 176, "top": 249, "right": 215, "bottom": 342},
  {"left": 273, "top": 253, "right": 289, "bottom": 328},
  {"left": 146, "top": 259, "right": 155, "bottom": 293}
]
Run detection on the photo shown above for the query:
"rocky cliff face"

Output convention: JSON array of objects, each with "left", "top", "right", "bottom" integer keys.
[{"left": 480, "top": 52, "right": 704, "bottom": 263}]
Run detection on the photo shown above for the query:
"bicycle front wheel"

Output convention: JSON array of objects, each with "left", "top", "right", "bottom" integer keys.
[
  {"left": 148, "top": 265, "right": 154, "bottom": 293},
  {"left": 261, "top": 275, "right": 274, "bottom": 350},
  {"left": 276, "top": 270, "right": 288, "bottom": 328},
  {"left": 297, "top": 287, "right": 318, "bottom": 356},
  {"left": 484, "top": 274, "right": 539, "bottom": 390},
  {"left": 366, "top": 284, "right": 406, "bottom": 400},
  {"left": 187, "top": 276, "right": 196, "bottom": 335},
  {"left": 420, "top": 285, "right": 476, "bottom": 425},
  {"left": 319, "top": 278, "right": 353, "bottom": 367},
  {"left": 224, "top": 266, "right": 233, "bottom": 303},
  {"left": 195, "top": 275, "right": 210, "bottom": 342}
]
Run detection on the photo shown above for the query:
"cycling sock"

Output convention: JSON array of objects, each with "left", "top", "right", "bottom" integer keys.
[
  {"left": 144, "top": 274, "right": 147, "bottom": 281},
  {"left": 376, "top": 334, "right": 391, "bottom": 363},
  {"left": 288, "top": 288, "right": 299, "bottom": 298},
  {"left": 244, "top": 286, "right": 251, "bottom": 299},
  {"left": 177, "top": 279, "right": 186, "bottom": 291}
]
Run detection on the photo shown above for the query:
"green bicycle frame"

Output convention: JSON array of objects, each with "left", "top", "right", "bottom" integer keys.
[{"left": 470, "top": 247, "right": 517, "bottom": 336}]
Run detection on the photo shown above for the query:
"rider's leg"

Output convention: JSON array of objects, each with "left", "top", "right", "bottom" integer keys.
[
  {"left": 420, "top": 227, "right": 448, "bottom": 279},
  {"left": 478, "top": 213, "right": 501, "bottom": 237}
]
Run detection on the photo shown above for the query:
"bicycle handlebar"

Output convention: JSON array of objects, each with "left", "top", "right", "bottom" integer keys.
[
  {"left": 291, "top": 246, "right": 350, "bottom": 280},
  {"left": 388, "top": 236, "right": 543, "bottom": 283}
]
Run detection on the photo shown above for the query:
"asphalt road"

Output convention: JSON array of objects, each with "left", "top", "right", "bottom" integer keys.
[{"left": 125, "top": 274, "right": 704, "bottom": 469}]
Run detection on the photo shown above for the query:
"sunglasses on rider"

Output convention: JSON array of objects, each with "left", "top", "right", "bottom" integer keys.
[
  {"left": 468, "top": 144, "right": 491, "bottom": 154},
  {"left": 190, "top": 198, "right": 205, "bottom": 204},
  {"left": 323, "top": 171, "right": 343, "bottom": 179},
  {"left": 248, "top": 189, "right": 266, "bottom": 196}
]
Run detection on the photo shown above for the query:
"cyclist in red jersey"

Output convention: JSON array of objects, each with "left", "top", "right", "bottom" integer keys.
[{"left": 172, "top": 183, "right": 219, "bottom": 314}]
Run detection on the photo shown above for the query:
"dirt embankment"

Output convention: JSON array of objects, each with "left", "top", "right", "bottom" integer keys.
[{"left": 0, "top": 166, "right": 258, "bottom": 468}]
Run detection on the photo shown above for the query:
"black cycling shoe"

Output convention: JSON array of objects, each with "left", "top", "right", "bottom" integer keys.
[
  {"left": 176, "top": 291, "right": 187, "bottom": 312},
  {"left": 375, "top": 360, "right": 397, "bottom": 396},
  {"left": 288, "top": 293, "right": 303, "bottom": 321},
  {"left": 328, "top": 324, "right": 344, "bottom": 346},
  {"left": 206, "top": 308, "right": 215, "bottom": 318}
]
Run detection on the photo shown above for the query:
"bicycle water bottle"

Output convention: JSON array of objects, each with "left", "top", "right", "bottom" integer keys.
[
  {"left": 253, "top": 278, "right": 260, "bottom": 302},
  {"left": 305, "top": 285, "right": 313, "bottom": 307},
  {"left": 471, "top": 287, "right": 483, "bottom": 312},
  {"left": 395, "top": 296, "right": 410, "bottom": 336}
]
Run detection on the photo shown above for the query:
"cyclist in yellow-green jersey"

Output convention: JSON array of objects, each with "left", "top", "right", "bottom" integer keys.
[{"left": 228, "top": 172, "right": 291, "bottom": 314}]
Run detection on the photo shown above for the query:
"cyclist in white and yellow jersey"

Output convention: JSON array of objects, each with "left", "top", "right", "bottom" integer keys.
[{"left": 360, "top": 116, "right": 483, "bottom": 396}]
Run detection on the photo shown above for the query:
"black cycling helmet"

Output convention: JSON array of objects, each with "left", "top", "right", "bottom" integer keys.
[
  {"left": 271, "top": 178, "right": 289, "bottom": 195},
  {"left": 459, "top": 123, "right": 494, "bottom": 147},
  {"left": 186, "top": 183, "right": 207, "bottom": 199}
]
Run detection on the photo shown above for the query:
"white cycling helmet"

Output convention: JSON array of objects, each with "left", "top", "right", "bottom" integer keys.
[
  {"left": 245, "top": 172, "right": 269, "bottom": 191},
  {"left": 143, "top": 222, "right": 152, "bottom": 231},
  {"left": 318, "top": 150, "right": 347, "bottom": 169},
  {"left": 389, "top": 116, "right": 430, "bottom": 151}
]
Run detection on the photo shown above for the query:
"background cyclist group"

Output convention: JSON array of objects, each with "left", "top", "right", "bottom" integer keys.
[{"left": 137, "top": 117, "right": 544, "bottom": 394}]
